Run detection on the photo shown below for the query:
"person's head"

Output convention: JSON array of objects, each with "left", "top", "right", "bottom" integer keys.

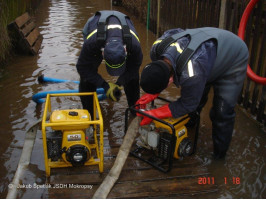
[
  {"left": 103, "top": 39, "right": 127, "bottom": 76},
  {"left": 140, "top": 60, "right": 171, "bottom": 94}
]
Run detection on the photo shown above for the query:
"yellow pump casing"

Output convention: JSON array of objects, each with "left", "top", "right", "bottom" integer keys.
[
  {"left": 50, "top": 109, "right": 91, "bottom": 130},
  {"left": 152, "top": 115, "right": 190, "bottom": 159}
]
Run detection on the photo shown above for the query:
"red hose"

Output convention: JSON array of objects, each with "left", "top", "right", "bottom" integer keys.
[{"left": 238, "top": 0, "right": 266, "bottom": 85}]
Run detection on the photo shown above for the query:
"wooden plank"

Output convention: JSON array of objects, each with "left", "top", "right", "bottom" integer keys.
[
  {"left": 47, "top": 169, "right": 216, "bottom": 198},
  {"left": 225, "top": 0, "right": 232, "bottom": 30},
  {"left": 22, "top": 21, "right": 36, "bottom": 36},
  {"left": 192, "top": 0, "right": 197, "bottom": 28},
  {"left": 215, "top": 0, "right": 221, "bottom": 26},
  {"left": 257, "top": 96, "right": 265, "bottom": 123},
  {"left": 26, "top": 28, "right": 40, "bottom": 46},
  {"left": 48, "top": 156, "right": 151, "bottom": 176},
  {"left": 48, "top": 154, "right": 201, "bottom": 180},
  {"left": 31, "top": 36, "right": 43, "bottom": 55},
  {"left": 47, "top": 174, "right": 217, "bottom": 199},
  {"left": 243, "top": 6, "right": 253, "bottom": 109},
  {"left": 47, "top": 155, "right": 216, "bottom": 199},
  {"left": 118, "top": 164, "right": 209, "bottom": 181},
  {"left": 109, "top": 177, "right": 217, "bottom": 198},
  {"left": 15, "top": 12, "right": 30, "bottom": 28},
  {"left": 46, "top": 187, "right": 97, "bottom": 199},
  {"left": 8, "top": 12, "right": 43, "bottom": 55},
  {"left": 49, "top": 163, "right": 209, "bottom": 185}
]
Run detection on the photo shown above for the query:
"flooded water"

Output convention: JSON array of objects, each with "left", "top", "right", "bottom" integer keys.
[{"left": 0, "top": 0, "right": 265, "bottom": 198}]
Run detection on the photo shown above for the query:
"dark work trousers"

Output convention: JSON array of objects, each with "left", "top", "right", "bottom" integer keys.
[
  {"left": 194, "top": 60, "right": 248, "bottom": 158},
  {"left": 79, "top": 78, "right": 140, "bottom": 116},
  {"left": 124, "top": 77, "right": 140, "bottom": 108},
  {"left": 79, "top": 79, "right": 96, "bottom": 116}
]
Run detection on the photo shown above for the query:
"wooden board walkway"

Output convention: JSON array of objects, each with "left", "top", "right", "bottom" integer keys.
[
  {"left": 8, "top": 12, "right": 43, "bottom": 55},
  {"left": 43, "top": 144, "right": 218, "bottom": 198}
]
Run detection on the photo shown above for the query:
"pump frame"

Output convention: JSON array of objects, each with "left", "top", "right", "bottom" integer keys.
[{"left": 41, "top": 92, "right": 104, "bottom": 177}]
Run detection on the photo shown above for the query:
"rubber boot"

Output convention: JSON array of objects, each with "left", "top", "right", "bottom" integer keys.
[{"left": 210, "top": 98, "right": 235, "bottom": 159}]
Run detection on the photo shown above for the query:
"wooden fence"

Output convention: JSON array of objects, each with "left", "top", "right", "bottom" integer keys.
[
  {"left": 233, "top": 0, "right": 265, "bottom": 125},
  {"left": 122, "top": 0, "right": 265, "bottom": 125},
  {"left": 149, "top": 0, "right": 221, "bottom": 35}
]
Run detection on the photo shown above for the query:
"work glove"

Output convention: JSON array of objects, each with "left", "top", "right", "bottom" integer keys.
[
  {"left": 135, "top": 93, "right": 159, "bottom": 109},
  {"left": 139, "top": 104, "right": 172, "bottom": 126},
  {"left": 106, "top": 82, "right": 122, "bottom": 102}
]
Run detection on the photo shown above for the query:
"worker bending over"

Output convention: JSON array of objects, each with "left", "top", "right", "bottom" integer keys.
[
  {"left": 137, "top": 27, "right": 249, "bottom": 159},
  {"left": 76, "top": 10, "right": 143, "bottom": 115}
]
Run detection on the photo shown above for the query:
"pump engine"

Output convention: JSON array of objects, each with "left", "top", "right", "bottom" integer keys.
[
  {"left": 137, "top": 117, "right": 192, "bottom": 159},
  {"left": 46, "top": 109, "right": 92, "bottom": 167}
]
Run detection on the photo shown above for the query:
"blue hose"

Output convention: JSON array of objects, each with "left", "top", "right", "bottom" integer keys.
[
  {"left": 35, "top": 75, "right": 106, "bottom": 103},
  {"left": 32, "top": 89, "right": 106, "bottom": 104},
  {"left": 38, "top": 75, "right": 80, "bottom": 84},
  {"left": 37, "top": 75, "right": 105, "bottom": 94}
]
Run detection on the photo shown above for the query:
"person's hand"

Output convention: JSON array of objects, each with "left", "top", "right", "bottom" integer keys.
[
  {"left": 135, "top": 93, "right": 159, "bottom": 109},
  {"left": 106, "top": 82, "right": 122, "bottom": 101},
  {"left": 139, "top": 104, "right": 172, "bottom": 126}
]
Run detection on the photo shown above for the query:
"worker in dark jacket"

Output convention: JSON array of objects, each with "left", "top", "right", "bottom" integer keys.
[
  {"left": 137, "top": 27, "right": 249, "bottom": 159},
  {"left": 76, "top": 10, "right": 143, "bottom": 115}
]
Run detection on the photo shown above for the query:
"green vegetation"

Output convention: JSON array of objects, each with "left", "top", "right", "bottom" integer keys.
[{"left": 0, "top": 0, "right": 32, "bottom": 66}]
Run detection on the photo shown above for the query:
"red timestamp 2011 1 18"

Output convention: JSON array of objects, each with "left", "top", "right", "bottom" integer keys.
[{"left": 198, "top": 177, "right": 241, "bottom": 185}]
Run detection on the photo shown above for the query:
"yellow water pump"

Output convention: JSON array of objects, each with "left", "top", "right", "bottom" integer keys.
[
  {"left": 41, "top": 93, "right": 104, "bottom": 177},
  {"left": 126, "top": 97, "right": 197, "bottom": 172}
]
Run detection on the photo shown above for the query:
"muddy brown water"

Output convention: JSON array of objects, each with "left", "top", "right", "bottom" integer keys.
[{"left": 0, "top": 0, "right": 265, "bottom": 198}]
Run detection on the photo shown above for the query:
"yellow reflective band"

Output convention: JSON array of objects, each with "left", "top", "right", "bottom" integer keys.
[
  {"left": 86, "top": 27, "right": 139, "bottom": 43},
  {"left": 153, "top": 40, "right": 162, "bottom": 45},
  {"left": 107, "top": 24, "right": 122, "bottom": 29},
  {"left": 170, "top": 42, "right": 183, "bottom": 53},
  {"left": 187, "top": 60, "right": 194, "bottom": 77},
  {"left": 86, "top": 29, "right": 97, "bottom": 40},
  {"left": 130, "top": 30, "right": 140, "bottom": 42},
  {"left": 151, "top": 39, "right": 193, "bottom": 76},
  {"left": 104, "top": 57, "right": 127, "bottom": 69},
  {"left": 170, "top": 42, "right": 193, "bottom": 77}
]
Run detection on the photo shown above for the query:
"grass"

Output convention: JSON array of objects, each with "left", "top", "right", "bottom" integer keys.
[{"left": 0, "top": 1, "right": 11, "bottom": 66}]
